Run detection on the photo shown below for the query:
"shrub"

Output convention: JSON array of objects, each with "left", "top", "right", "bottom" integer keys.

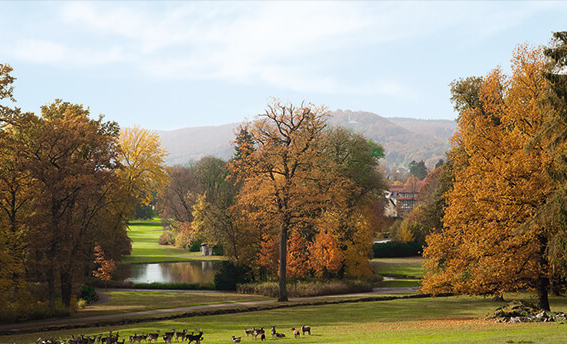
[
  {"left": 158, "top": 231, "right": 174, "bottom": 245},
  {"left": 188, "top": 240, "right": 202, "bottom": 252},
  {"left": 214, "top": 261, "right": 252, "bottom": 290},
  {"left": 373, "top": 241, "right": 422, "bottom": 258},
  {"left": 237, "top": 279, "right": 378, "bottom": 297},
  {"left": 174, "top": 232, "right": 191, "bottom": 249},
  {"left": 79, "top": 285, "right": 98, "bottom": 304},
  {"left": 212, "top": 244, "right": 223, "bottom": 256}
]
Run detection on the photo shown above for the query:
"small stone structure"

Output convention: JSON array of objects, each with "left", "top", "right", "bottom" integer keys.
[{"left": 201, "top": 243, "right": 213, "bottom": 256}]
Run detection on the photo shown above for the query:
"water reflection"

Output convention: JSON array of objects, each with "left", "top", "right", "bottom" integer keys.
[{"left": 115, "top": 261, "right": 221, "bottom": 284}]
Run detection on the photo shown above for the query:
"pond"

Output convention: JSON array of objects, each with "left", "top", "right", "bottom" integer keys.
[{"left": 114, "top": 261, "right": 221, "bottom": 284}]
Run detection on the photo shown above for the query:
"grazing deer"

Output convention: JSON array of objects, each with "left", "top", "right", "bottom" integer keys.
[
  {"left": 253, "top": 327, "right": 264, "bottom": 340},
  {"left": 175, "top": 330, "right": 187, "bottom": 342},
  {"left": 244, "top": 328, "right": 255, "bottom": 337},
  {"left": 147, "top": 330, "right": 160, "bottom": 344},
  {"left": 291, "top": 328, "right": 300, "bottom": 338},
  {"left": 162, "top": 333, "right": 173, "bottom": 344},
  {"left": 231, "top": 336, "right": 242, "bottom": 343},
  {"left": 270, "top": 326, "right": 285, "bottom": 338},
  {"left": 301, "top": 325, "right": 311, "bottom": 335},
  {"left": 185, "top": 330, "right": 203, "bottom": 344}
]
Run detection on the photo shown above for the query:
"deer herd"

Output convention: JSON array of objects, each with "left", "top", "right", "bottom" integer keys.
[{"left": 35, "top": 325, "right": 312, "bottom": 344}]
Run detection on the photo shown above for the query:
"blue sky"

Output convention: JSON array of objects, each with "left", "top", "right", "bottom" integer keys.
[{"left": 0, "top": 1, "right": 565, "bottom": 130}]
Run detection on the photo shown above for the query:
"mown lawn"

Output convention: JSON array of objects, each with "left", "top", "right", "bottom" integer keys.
[
  {"left": 371, "top": 257, "right": 425, "bottom": 278},
  {"left": 7, "top": 294, "right": 567, "bottom": 344},
  {"left": 122, "top": 219, "right": 224, "bottom": 264},
  {"left": 74, "top": 290, "right": 271, "bottom": 318}
]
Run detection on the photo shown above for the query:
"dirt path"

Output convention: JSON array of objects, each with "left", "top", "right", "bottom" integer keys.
[{"left": 0, "top": 287, "right": 421, "bottom": 335}]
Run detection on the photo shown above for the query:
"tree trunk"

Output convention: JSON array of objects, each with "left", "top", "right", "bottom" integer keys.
[
  {"left": 60, "top": 270, "right": 73, "bottom": 308},
  {"left": 47, "top": 267, "right": 56, "bottom": 312},
  {"left": 278, "top": 224, "right": 288, "bottom": 302},
  {"left": 537, "top": 276, "right": 550, "bottom": 311}
]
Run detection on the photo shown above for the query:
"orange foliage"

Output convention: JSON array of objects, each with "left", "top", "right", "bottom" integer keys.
[
  {"left": 257, "top": 233, "right": 279, "bottom": 278},
  {"left": 308, "top": 229, "right": 342, "bottom": 278},
  {"left": 422, "top": 45, "right": 558, "bottom": 307},
  {"left": 92, "top": 244, "right": 116, "bottom": 288},
  {"left": 287, "top": 231, "right": 310, "bottom": 280}
]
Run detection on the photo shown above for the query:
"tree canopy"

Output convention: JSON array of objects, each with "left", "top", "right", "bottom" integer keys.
[{"left": 422, "top": 43, "right": 562, "bottom": 310}]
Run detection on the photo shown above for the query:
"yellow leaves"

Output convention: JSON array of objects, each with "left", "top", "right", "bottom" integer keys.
[
  {"left": 422, "top": 43, "right": 558, "bottom": 297},
  {"left": 118, "top": 126, "right": 169, "bottom": 206}
]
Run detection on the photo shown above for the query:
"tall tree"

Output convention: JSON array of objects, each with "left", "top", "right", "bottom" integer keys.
[
  {"left": 157, "top": 166, "right": 199, "bottom": 223},
  {"left": 0, "top": 63, "right": 36, "bottom": 318},
  {"left": 23, "top": 100, "right": 125, "bottom": 309},
  {"left": 228, "top": 101, "right": 333, "bottom": 301},
  {"left": 118, "top": 126, "right": 169, "bottom": 215},
  {"left": 422, "top": 45, "right": 559, "bottom": 310}
]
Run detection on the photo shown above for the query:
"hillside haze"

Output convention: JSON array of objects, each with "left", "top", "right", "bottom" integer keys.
[{"left": 155, "top": 110, "right": 457, "bottom": 169}]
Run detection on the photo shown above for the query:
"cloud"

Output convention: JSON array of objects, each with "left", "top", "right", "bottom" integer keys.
[{"left": 2, "top": 1, "right": 563, "bottom": 101}]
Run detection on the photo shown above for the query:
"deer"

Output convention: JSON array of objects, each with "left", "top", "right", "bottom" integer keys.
[
  {"left": 244, "top": 328, "right": 255, "bottom": 337},
  {"left": 185, "top": 330, "right": 203, "bottom": 344},
  {"left": 175, "top": 330, "right": 187, "bottom": 342},
  {"left": 164, "top": 330, "right": 175, "bottom": 339},
  {"left": 161, "top": 333, "right": 173, "bottom": 344},
  {"left": 291, "top": 328, "right": 300, "bottom": 339},
  {"left": 147, "top": 330, "right": 160, "bottom": 344},
  {"left": 231, "top": 336, "right": 242, "bottom": 343},
  {"left": 270, "top": 326, "right": 285, "bottom": 338},
  {"left": 301, "top": 325, "right": 311, "bottom": 335},
  {"left": 253, "top": 327, "right": 265, "bottom": 340}
]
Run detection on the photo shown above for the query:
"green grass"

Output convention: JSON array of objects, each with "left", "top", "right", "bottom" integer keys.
[
  {"left": 7, "top": 294, "right": 567, "bottom": 343},
  {"left": 371, "top": 257, "right": 425, "bottom": 278},
  {"left": 74, "top": 290, "right": 270, "bottom": 318},
  {"left": 378, "top": 279, "right": 421, "bottom": 288},
  {"left": 122, "top": 220, "right": 224, "bottom": 264}
]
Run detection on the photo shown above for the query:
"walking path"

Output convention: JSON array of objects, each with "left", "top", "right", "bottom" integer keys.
[{"left": 0, "top": 287, "right": 418, "bottom": 333}]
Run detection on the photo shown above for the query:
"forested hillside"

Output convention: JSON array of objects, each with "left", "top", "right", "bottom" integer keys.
[{"left": 156, "top": 110, "right": 457, "bottom": 169}]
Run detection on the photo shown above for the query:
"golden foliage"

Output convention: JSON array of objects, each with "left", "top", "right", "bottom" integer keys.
[
  {"left": 308, "top": 229, "right": 342, "bottom": 278},
  {"left": 118, "top": 126, "right": 169, "bottom": 206},
  {"left": 422, "top": 45, "right": 559, "bottom": 304}
]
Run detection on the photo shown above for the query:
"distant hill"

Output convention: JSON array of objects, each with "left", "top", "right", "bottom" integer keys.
[{"left": 155, "top": 110, "right": 457, "bottom": 169}]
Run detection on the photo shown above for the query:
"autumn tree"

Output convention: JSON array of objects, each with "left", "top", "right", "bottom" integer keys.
[
  {"left": 20, "top": 100, "right": 130, "bottom": 309},
  {"left": 422, "top": 45, "right": 560, "bottom": 310},
  {"left": 229, "top": 101, "right": 335, "bottom": 301},
  {"left": 92, "top": 243, "right": 116, "bottom": 290},
  {"left": 157, "top": 165, "right": 200, "bottom": 223},
  {"left": 191, "top": 157, "right": 257, "bottom": 265},
  {"left": 0, "top": 63, "right": 36, "bottom": 318},
  {"left": 321, "top": 127, "right": 385, "bottom": 277},
  {"left": 539, "top": 32, "right": 567, "bottom": 277},
  {"left": 118, "top": 126, "right": 169, "bottom": 217}
]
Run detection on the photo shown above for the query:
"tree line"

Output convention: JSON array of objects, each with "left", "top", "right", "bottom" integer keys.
[
  {"left": 157, "top": 101, "right": 389, "bottom": 301},
  {"left": 0, "top": 65, "right": 168, "bottom": 321}
]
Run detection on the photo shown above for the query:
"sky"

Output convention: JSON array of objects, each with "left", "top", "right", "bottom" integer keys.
[{"left": 0, "top": 1, "right": 565, "bottom": 131}]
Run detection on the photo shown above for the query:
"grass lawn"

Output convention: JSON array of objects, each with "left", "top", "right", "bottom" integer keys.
[
  {"left": 122, "top": 219, "right": 224, "bottom": 264},
  {"left": 371, "top": 257, "right": 425, "bottom": 278},
  {"left": 7, "top": 294, "right": 567, "bottom": 343},
  {"left": 378, "top": 279, "right": 421, "bottom": 288},
  {"left": 74, "top": 291, "right": 271, "bottom": 318}
]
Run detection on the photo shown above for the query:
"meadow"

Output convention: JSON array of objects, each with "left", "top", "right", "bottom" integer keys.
[
  {"left": 3, "top": 224, "right": 567, "bottom": 343},
  {"left": 121, "top": 219, "right": 224, "bottom": 264},
  {"left": 5, "top": 294, "right": 567, "bottom": 343}
]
